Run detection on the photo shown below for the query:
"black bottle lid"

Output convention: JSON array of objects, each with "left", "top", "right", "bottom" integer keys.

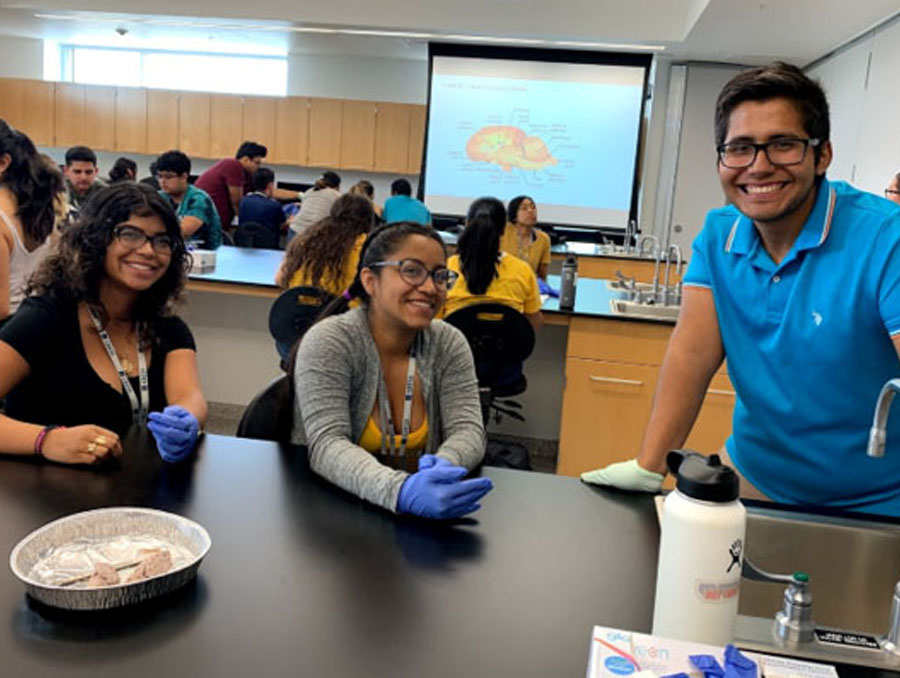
[{"left": 666, "top": 450, "right": 740, "bottom": 503}]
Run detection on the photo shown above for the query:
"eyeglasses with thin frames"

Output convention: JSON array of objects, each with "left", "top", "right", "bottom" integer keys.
[
  {"left": 717, "top": 137, "right": 820, "bottom": 169},
  {"left": 885, "top": 189, "right": 900, "bottom": 198},
  {"left": 113, "top": 225, "right": 174, "bottom": 254},
  {"left": 370, "top": 259, "right": 458, "bottom": 290}
]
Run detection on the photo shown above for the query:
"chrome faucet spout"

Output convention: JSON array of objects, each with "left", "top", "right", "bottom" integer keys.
[{"left": 867, "top": 378, "right": 900, "bottom": 457}]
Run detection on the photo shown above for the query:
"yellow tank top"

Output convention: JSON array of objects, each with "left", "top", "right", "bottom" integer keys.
[{"left": 358, "top": 415, "right": 429, "bottom": 456}]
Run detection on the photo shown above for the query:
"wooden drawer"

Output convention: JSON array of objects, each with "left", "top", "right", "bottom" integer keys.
[
  {"left": 556, "top": 358, "right": 659, "bottom": 476},
  {"left": 684, "top": 371, "right": 735, "bottom": 453},
  {"left": 567, "top": 316, "right": 672, "bottom": 364}
]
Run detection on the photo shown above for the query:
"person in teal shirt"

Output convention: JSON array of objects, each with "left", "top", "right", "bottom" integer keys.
[
  {"left": 583, "top": 62, "right": 900, "bottom": 516},
  {"left": 382, "top": 178, "right": 431, "bottom": 225},
  {"left": 155, "top": 150, "right": 222, "bottom": 250}
]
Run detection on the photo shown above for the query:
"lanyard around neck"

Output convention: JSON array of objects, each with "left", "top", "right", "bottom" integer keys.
[
  {"left": 88, "top": 308, "right": 149, "bottom": 425},
  {"left": 379, "top": 334, "right": 419, "bottom": 461}
]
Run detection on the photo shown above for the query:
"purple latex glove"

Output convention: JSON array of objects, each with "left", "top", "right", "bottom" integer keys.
[
  {"left": 689, "top": 645, "right": 757, "bottom": 678},
  {"left": 397, "top": 459, "right": 493, "bottom": 519},
  {"left": 538, "top": 278, "right": 560, "bottom": 298},
  {"left": 148, "top": 405, "right": 200, "bottom": 463}
]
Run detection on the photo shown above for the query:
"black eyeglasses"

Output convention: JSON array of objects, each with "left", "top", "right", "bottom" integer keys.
[
  {"left": 371, "top": 259, "right": 458, "bottom": 290},
  {"left": 113, "top": 225, "right": 174, "bottom": 254},
  {"left": 886, "top": 189, "right": 900, "bottom": 198},
  {"left": 717, "top": 138, "right": 820, "bottom": 169}
]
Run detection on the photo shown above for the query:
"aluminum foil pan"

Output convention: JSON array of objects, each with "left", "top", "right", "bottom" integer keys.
[{"left": 9, "top": 507, "right": 211, "bottom": 610}]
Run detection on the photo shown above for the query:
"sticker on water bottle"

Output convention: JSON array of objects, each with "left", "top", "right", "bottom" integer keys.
[{"left": 694, "top": 577, "right": 740, "bottom": 602}]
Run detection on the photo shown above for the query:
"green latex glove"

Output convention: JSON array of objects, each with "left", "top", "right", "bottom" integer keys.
[{"left": 580, "top": 458, "right": 664, "bottom": 492}]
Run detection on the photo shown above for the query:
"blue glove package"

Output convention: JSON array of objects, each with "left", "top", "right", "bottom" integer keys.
[
  {"left": 397, "top": 461, "right": 493, "bottom": 519},
  {"left": 148, "top": 405, "right": 200, "bottom": 463},
  {"left": 538, "top": 278, "right": 560, "bottom": 298},
  {"left": 689, "top": 645, "right": 757, "bottom": 678}
]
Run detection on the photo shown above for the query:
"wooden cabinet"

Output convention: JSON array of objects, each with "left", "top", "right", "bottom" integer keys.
[
  {"left": 83, "top": 86, "right": 116, "bottom": 151},
  {"left": 54, "top": 83, "right": 86, "bottom": 148},
  {"left": 179, "top": 92, "right": 210, "bottom": 158},
  {"left": 146, "top": 89, "right": 179, "bottom": 154},
  {"left": 242, "top": 97, "right": 276, "bottom": 156},
  {"left": 339, "top": 100, "right": 376, "bottom": 171},
  {"left": 210, "top": 94, "right": 243, "bottom": 159},
  {"left": 374, "top": 102, "right": 411, "bottom": 174},
  {"left": 115, "top": 87, "right": 147, "bottom": 153},
  {"left": 307, "top": 98, "right": 342, "bottom": 168},
  {"left": 271, "top": 97, "right": 308, "bottom": 165},
  {"left": 0, "top": 79, "right": 54, "bottom": 146},
  {"left": 408, "top": 105, "right": 426, "bottom": 174},
  {"left": 556, "top": 316, "right": 733, "bottom": 477}
]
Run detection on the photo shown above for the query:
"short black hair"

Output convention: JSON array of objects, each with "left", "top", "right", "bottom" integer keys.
[
  {"left": 253, "top": 167, "right": 275, "bottom": 191},
  {"left": 236, "top": 141, "right": 267, "bottom": 160},
  {"left": 715, "top": 62, "right": 830, "bottom": 157},
  {"left": 155, "top": 150, "right": 191, "bottom": 176},
  {"left": 65, "top": 145, "right": 97, "bottom": 166},
  {"left": 321, "top": 170, "right": 341, "bottom": 188},
  {"left": 391, "top": 178, "right": 412, "bottom": 196}
]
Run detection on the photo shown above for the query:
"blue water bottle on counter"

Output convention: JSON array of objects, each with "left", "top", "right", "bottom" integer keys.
[{"left": 559, "top": 255, "right": 577, "bottom": 310}]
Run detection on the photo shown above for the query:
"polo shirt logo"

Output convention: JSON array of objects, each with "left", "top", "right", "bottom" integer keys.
[{"left": 812, "top": 311, "right": 823, "bottom": 326}]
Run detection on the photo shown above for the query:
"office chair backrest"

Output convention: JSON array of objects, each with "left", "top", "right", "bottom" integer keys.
[
  {"left": 444, "top": 303, "right": 535, "bottom": 387},
  {"left": 234, "top": 221, "right": 280, "bottom": 250},
  {"left": 268, "top": 286, "right": 336, "bottom": 349},
  {"left": 237, "top": 375, "right": 292, "bottom": 442}
]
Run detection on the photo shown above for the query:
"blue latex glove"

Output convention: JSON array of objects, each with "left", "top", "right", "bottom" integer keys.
[
  {"left": 148, "top": 406, "right": 200, "bottom": 463},
  {"left": 689, "top": 645, "right": 757, "bottom": 678},
  {"left": 397, "top": 460, "right": 493, "bottom": 519},
  {"left": 538, "top": 278, "right": 560, "bottom": 298}
]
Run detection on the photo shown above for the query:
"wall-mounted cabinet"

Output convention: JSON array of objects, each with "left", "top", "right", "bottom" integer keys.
[{"left": 0, "top": 78, "right": 426, "bottom": 176}]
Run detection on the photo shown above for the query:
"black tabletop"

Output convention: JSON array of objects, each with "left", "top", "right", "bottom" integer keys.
[{"left": 0, "top": 432, "right": 660, "bottom": 677}]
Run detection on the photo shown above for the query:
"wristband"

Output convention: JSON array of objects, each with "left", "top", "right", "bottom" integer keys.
[{"left": 34, "top": 425, "right": 64, "bottom": 457}]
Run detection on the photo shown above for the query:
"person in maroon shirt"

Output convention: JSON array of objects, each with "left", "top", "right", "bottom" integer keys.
[{"left": 195, "top": 141, "right": 265, "bottom": 230}]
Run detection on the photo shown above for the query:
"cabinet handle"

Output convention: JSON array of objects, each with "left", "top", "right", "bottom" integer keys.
[
  {"left": 707, "top": 388, "right": 735, "bottom": 397},
  {"left": 589, "top": 375, "right": 643, "bottom": 386}
]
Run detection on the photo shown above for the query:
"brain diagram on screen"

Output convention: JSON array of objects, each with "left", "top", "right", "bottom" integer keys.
[{"left": 465, "top": 125, "right": 558, "bottom": 172}]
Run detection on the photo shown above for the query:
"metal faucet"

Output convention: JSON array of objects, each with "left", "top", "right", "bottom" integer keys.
[
  {"left": 623, "top": 219, "right": 637, "bottom": 254},
  {"left": 636, "top": 235, "right": 661, "bottom": 301},
  {"left": 742, "top": 558, "right": 814, "bottom": 643},
  {"left": 867, "top": 378, "right": 900, "bottom": 457},
  {"left": 662, "top": 244, "right": 684, "bottom": 306}
]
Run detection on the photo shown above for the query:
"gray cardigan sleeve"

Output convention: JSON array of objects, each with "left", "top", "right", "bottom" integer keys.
[
  {"left": 433, "top": 324, "right": 486, "bottom": 469},
  {"left": 294, "top": 320, "right": 408, "bottom": 512}
]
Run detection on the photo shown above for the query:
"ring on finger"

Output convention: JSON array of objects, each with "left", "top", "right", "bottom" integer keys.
[
  {"left": 94, "top": 435, "right": 107, "bottom": 446},
  {"left": 87, "top": 442, "right": 97, "bottom": 453}
]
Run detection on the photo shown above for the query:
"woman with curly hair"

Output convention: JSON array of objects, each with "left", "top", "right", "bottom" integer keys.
[
  {"left": 0, "top": 119, "right": 64, "bottom": 319},
  {"left": 276, "top": 192, "right": 375, "bottom": 293},
  {"left": 0, "top": 182, "right": 208, "bottom": 465}
]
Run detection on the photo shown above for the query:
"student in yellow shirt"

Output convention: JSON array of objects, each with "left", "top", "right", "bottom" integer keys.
[
  {"left": 276, "top": 193, "right": 375, "bottom": 293},
  {"left": 443, "top": 197, "right": 542, "bottom": 332},
  {"left": 499, "top": 195, "right": 551, "bottom": 280}
]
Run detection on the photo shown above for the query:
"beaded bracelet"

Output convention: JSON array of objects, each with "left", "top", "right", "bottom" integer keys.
[{"left": 34, "top": 425, "right": 64, "bottom": 458}]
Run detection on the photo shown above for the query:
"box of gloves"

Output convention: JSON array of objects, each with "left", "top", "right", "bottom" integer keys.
[
  {"left": 587, "top": 626, "right": 837, "bottom": 678},
  {"left": 188, "top": 248, "right": 217, "bottom": 274}
]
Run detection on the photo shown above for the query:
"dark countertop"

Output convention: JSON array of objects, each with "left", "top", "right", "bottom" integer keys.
[
  {"left": 0, "top": 432, "right": 660, "bottom": 677},
  {"left": 187, "top": 247, "right": 677, "bottom": 325}
]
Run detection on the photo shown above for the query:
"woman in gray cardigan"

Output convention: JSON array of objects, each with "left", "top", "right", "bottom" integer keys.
[{"left": 292, "top": 221, "right": 492, "bottom": 519}]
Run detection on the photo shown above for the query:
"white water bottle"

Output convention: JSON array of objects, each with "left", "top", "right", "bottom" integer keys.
[{"left": 652, "top": 450, "right": 746, "bottom": 645}]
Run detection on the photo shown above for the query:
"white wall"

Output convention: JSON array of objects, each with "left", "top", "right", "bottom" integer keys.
[
  {"left": 806, "top": 14, "right": 900, "bottom": 195},
  {"left": 288, "top": 53, "right": 426, "bottom": 103},
  {"left": 0, "top": 34, "right": 43, "bottom": 80}
]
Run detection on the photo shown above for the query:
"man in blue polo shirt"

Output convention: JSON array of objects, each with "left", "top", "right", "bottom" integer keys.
[
  {"left": 583, "top": 62, "right": 900, "bottom": 516},
  {"left": 382, "top": 178, "right": 431, "bottom": 225}
]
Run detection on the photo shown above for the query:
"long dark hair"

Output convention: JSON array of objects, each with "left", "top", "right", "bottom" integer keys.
[
  {"left": 0, "top": 119, "right": 63, "bottom": 245},
  {"left": 29, "top": 183, "right": 190, "bottom": 345},
  {"left": 458, "top": 196, "right": 505, "bottom": 295},
  {"left": 279, "top": 194, "right": 374, "bottom": 291}
]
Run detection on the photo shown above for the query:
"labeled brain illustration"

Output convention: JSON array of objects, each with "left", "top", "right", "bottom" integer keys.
[{"left": 465, "top": 126, "right": 558, "bottom": 171}]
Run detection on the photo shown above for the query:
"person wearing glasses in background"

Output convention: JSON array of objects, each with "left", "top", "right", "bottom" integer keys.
[
  {"left": 583, "top": 62, "right": 900, "bottom": 517},
  {"left": 886, "top": 171, "right": 900, "bottom": 206},
  {"left": 155, "top": 150, "right": 222, "bottom": 250},
  {"left": 290, "top": 221, "right": 493, "bottom": 520},
  {"left": 0, "top": 183, "right": 207, "bottom": 465}
]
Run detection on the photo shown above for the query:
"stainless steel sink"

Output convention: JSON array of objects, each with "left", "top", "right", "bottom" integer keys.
[
  {"left": 736, "top": 505, "right": 900, "bottom": 668},
  {"left": 606, "top": 280, "right": 658, "bottom": 293},
  {"left": 609, "top": 298, "right": 680, "bottom": 320}
]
